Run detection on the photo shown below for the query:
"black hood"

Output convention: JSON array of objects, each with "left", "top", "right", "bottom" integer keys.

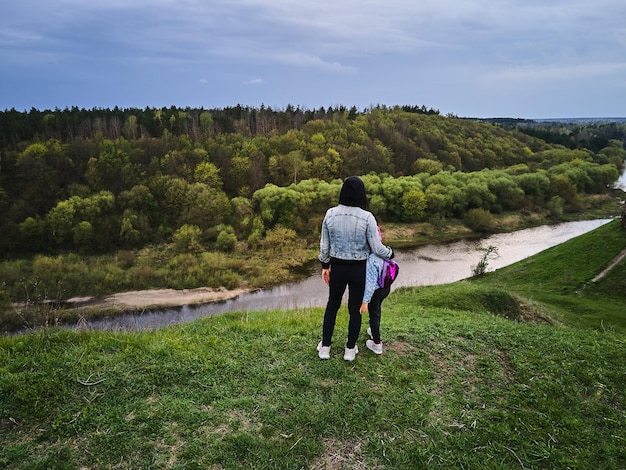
[{"left": 338, "top": 176, "right": 367, "bottom": 209}]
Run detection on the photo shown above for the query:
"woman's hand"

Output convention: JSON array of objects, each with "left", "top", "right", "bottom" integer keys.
[
  {"left": 322, "top": 268, "right": 331, "bottom": 285},
  {"left": 360, "top": 302, "right": 368, "bottom": 314}
]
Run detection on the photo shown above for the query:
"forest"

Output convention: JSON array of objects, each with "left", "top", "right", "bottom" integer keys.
[
  {"left": 0, "top": 105, "right": 625, "bottom": 311},
  {"left": 1, "top": 105, "right": 625, "bottom": 256}
]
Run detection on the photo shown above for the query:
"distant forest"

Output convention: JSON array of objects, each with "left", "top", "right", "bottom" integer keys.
[{"left": 1, "top": 104, "right": 624, "bottom": 258}]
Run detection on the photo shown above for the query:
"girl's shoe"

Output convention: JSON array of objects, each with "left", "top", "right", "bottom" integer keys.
[
  {"left": 343, "top": 345, "right": 359, "bottom": 361},
  {"left": 366, "top": 339, "right": 383, "bottom": 355},
  {"left": 367, "top": 327, "right": 373, "bottom": 339},
  {"left": 317, "top": 341, "right": 330, "bottom": 359}
]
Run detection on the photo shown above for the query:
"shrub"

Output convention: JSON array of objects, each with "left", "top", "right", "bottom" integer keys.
[
  {"left": 172, "top": 224, "right": 203, "bottom": 253},
  {"left": 401, "top": 189, "right": 427, "bottom": 222},
  {"left": 128, "top": 263, "right": 163, "bottom": 289},
  {"left": 116, "top": 250, "right": 137, "bottom": 269},
  {"left": 471, "top": 245, "right": 499, "bottom": 276},
  {"left": 547, "top": 196, "right": 564, "bottom": 219},
  {"left": 216, "top": 230, "right": 237, "bottom": 252},
  {"left": 261, "top": 226, "right": 298, "bottom": 252},
  {"left": 464, "top": 208, "right": 495, "bottom": 232}
]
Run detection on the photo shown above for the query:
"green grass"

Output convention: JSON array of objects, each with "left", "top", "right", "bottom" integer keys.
[
  {"left": 470, "top": 218, "right": 626, "bottom": 333},
  {"left": 1, "top": 221, "right": 625, "bottom": 469}
]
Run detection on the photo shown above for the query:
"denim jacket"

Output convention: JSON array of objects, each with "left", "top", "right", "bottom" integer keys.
[{"left": 318, "top": 204, "right": 393, "bottom": 268}]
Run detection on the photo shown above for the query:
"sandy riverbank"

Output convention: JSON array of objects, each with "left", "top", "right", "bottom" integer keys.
[{"left": 66, "top": 286, "right": 252, "bottom": 310}]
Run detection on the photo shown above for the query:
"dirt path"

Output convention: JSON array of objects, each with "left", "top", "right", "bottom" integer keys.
[{"left": 592, "top": 247, "right": 626, "bottom": 282}]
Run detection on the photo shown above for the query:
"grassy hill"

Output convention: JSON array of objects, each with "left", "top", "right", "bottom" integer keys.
[
  {"left": 469, "top": 218, "right": 626, "bottom": 333},
  {"left": 0, "top": 221, "right": 625, "bottom": 469}
]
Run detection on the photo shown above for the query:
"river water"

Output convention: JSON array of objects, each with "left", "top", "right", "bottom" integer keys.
[
  {"left": 84, "top": 218, "right": 613, "bottom": 332},
  {"left": 616, "top": 165, "right": 626, "bottom": 191}
]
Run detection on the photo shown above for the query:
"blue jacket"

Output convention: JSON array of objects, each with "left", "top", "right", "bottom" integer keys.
[{"left": 318, "top": 204, "right": 393, "bottom": 267}]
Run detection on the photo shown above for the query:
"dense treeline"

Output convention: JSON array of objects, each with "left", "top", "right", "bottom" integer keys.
[
  {"left": 483, "top": 117, "right": 626, "bottom": 153},
  {"left": 0, "top": 105, "right": 624, "bottom": 258},
  {"left": 0, "top": 104, "right": 442, "bottom": 147}
]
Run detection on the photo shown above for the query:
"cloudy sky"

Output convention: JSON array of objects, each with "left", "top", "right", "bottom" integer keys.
[{"left": 1, "top": 0, "right": 625, "bottom": 118}]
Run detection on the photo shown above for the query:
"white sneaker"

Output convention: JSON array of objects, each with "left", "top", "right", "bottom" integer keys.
[
  {"left": 317, "top": 341, "right": 330, "bottom": 360},
  {"left": 366, "top": 339, "right": 383, "bottom": 355},
  {"left": 344, "top": 345, "right": 359, "bottom": 361},
  {"left": 367, "top": 327, "right": 373, "bottom": 339}
]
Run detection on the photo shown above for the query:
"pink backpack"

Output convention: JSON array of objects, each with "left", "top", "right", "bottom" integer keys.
[{"left": 378, "top": 259, "right": 399, "bottom": 289}]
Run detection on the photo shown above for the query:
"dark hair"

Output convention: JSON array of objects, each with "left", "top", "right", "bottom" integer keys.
[{"left": 338, "top": 176, "right": 367, "bottom": 209}]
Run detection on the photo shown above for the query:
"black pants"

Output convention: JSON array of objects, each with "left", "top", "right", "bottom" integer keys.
[
  {"left": 368, "top": 286, "right": 390, "bottom": 344},
  {"left": 322, "top": 261, "right": 366, "bottom": 349}
]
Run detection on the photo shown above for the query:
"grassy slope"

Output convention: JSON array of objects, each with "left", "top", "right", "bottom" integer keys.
[
  {"left": 0, "top": 222, "right": 625, "bottom": 469},
  {"left": 469, "top": 218, "right": 626, "bottom": 333}
]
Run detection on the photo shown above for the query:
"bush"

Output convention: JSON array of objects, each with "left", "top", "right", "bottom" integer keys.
[
  {"left": 464, "top": 208, "right": 495, "bottom": 232},
  {"left": 547, "top": 196, "right": 564, "bottom": 219},
  {"left": 261, "top": 226, "right": 298, "bottom": 252},
  {"left": 172, "top": 224, "right": 203, "bottom": 253},
  {"left": 471, "top": 245, "right": 499, "bottom": 276},
  {"left": 216, "top": 231, "right": 237, "bottom": 252},
  {"left": 401, "top": 189, "right": 427, "bottom": 222}
]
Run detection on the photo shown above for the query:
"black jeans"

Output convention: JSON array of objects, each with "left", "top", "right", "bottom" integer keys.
[
  {"left": 367, "top": 286, "right": 390, "bottom": 344},
  {"left": 322, "top": 260, "right": 366, "bottom": 349}
]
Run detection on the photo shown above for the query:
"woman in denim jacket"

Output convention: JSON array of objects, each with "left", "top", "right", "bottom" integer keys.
[{"left": 317, "top": 176, "right": 393, "bottom": 361}]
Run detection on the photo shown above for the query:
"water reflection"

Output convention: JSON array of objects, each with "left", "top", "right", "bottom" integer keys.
[{"left": 85, "top": 218, "right": 612, "bottom": 332}]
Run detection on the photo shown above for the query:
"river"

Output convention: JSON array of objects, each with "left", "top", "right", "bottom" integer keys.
[
  {"left": 616, "top": 165, "right": 626, "bottom": 191},
  {"left": 83, "top": 218, "right": 613, "bottom": 332}
]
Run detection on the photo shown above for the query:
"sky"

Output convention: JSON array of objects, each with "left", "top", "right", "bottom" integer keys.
[{"left": 1, "top": 0, "right": 625, "bottom": 119}]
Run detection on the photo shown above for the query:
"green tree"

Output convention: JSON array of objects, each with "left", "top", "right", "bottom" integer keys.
[
  {"left": 487, "top": 176, "right": 525, "bottom": 210},
  {"left": 585, "top": 163, "right": 620, "bottom": 193},
  {"left": 227, "top": 155, "right": 252, "bottom": 196},
  {"left": 539, "top": 148, "right": 592, "bottom": 165},
  {"left": 18, "top": 216, "right": 46, "bottom": 252},
  {"left": 462, "top": 181, "right": 496, "bottom": 210},
  {"left": 119, "top": 209, "right": 151, "bottom": 246},
  {"left": 117, "top": 185, "right": 158, "bottom": 213},
  {"left": 15, "top": 141, "right": 66, "bottom": 216},
  {"left": 47, "top": 198, "right": 77, "bottom": 245},
  {"left": 73, "top": 220, "right": 94, "bottom": 249},
  {"left": 252, "top": 184, "right": 303, "bottom": 229},
  {"left": 194, "top": 161, "right": 223, "bottom": 189},
  {"left": 162, "top": 178, "right": 189, "bottom": 228},
  {"left": 260, "top": 225, "right": 298, "bottom": 252},
  {"left": 162, "top": 148, "right": 206, "bottom": 180},
  {"left": 424, "top": 183, "right": 458, "bottom": 219},
  {"left": 122, "top": 115, "right": 139, "bottom": 139},
  {"left": 172, "top": 224, "right": 203, "bottom": 253},
  {"left": 548, "top": 160, "right": 591, "bottom": 192},
  {"left": 269, "top": 150, "right": 310, "bottom": 185},
  {"left": 199, "top": 111, "right": 214, "bottom": 137},
  {"left": 378, "top": 176, "right": 424, "bottom": 221},
  {"left": 412, "top": 158, "right": 443, "bottom": 175},
  {"left": 179, "top": 183, "right": 232, "bottom": 230},
  {"left": 216, "top": 227, "right": 237, "bottom": 252},
  {"left": 85, "top": 139, "right": 130, "bottom": 193},
  {"left": 401, "top": 189, "right": 427, "bottom": 222},
  {"left": 549, "top": 174, "right": 578, "bottom": 204},
  {"left": 514, "top": 172, "right": 551, "bottom": 208},
  {"left": 311, "top": 148, "right": 342, "bottom": 181}
]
